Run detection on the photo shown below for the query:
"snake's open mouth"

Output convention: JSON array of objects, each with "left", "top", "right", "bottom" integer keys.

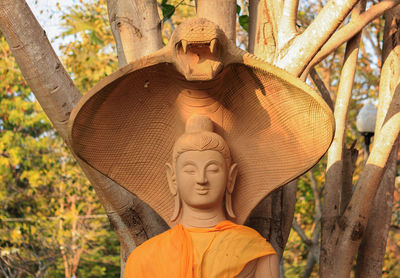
[{"left": 175, "top": 39, "right": 223, "bottom": 81}]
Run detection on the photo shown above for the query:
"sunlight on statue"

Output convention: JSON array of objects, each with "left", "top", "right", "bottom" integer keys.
[{"left": 124, "top": 114, "right": 280, "bottom": 278}]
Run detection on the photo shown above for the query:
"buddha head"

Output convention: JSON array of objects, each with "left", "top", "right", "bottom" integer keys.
[{"left": 165, "top": 115, "right": 238, "bottom": 222}]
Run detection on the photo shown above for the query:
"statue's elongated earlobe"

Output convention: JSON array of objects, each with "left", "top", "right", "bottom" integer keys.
[
  {"left": 226, "top": 163, "right": 238, "bottom": 218},
  {"left": 165, "top": 163, "right": 177, "bottom": 195},
  {"left": 165, "top": 163, "right": 181, "bottom": 221},
  {"left": 227, "top": 163, "right": 238, "bottom": 194},
  {"left": 170, "top": 193, "right": 181, "bottom": 222},
  {"left": 225, "top": 192, "right": 236, "bottom": 219}
]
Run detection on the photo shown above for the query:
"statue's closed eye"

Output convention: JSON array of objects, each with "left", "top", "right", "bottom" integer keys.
[
  {"left": 183, "top": 166, "right": 196, "bottom": 174},
  {"left": 207, "top": 164, "right": 220, "bottom": 172}
]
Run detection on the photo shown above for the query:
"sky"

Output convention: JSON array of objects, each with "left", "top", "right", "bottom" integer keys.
[{"left": 26, "top": 0, "right": 78, "bottom": 55}]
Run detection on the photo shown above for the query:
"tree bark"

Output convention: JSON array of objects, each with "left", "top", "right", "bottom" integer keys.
[
  {"left": 245, "top": 180, "right": 297, "bottom": 259},
  {"left": 341, "top": 144, "right": 358, "bottom": 215},
  {"left": 309, "top": 68, "right": 335, "bottom": 111},
  {"left": 355, "top": 6, "right": 400, "bottom": 276},
  {"left": 320, "top": 2, "right": 365, "bottom": 272},
  {"left": 275, "top": 0, "right": 360, "bottom": 75},
  {"left": 320, "top": 83, "right": 400, "bottom": 277},
  {"left": 355, "top": 144, "right": 397, "bottom": 277},
  {"left": 106, "top": 0, "right": 162, "bottom": 67},
  {"left": 276, "top": 0, "right": 298, "bottom": 53},
  {"left": 301, "top": 0, "right": 400, "bottom": 79},
  {"left": 195, "top": 0, "right": 237, "bottom": 42},
  {"left": 248, "top": 0, "right": 277, "bottom": 63}
]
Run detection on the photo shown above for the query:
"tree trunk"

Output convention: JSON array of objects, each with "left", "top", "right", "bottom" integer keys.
[
  {"left": 320, "top": 1, "right": 365, "bottom": 272},
  {"left": 248, "top": 0, "right": 278, "bottom": 63},
  {"left": 195, "top": 0, "right": 237, "bottom": 42},
  {"left": 106, "top": 0, "right": 162, "bottom": 67},
  {"left": 245, "top": 180, "right": 297, "bottom": 258},
  {"left": 355, "top": 6, "right": 400, "bottom": 276},
  {"left": 355, "top": 145, "right": 397, "bottom": 277}
]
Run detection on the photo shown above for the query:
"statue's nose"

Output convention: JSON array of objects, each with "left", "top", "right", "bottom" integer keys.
[{"left": 196, "top": 170, "right": 208, "bottom": 185}]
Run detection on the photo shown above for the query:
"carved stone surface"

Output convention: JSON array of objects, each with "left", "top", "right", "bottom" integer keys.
[{"left": 68, "top": 18, "right": 335, "bottom": 226}]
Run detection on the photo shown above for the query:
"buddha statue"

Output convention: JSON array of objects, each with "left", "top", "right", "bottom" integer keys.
[
  {"left": 124, "top": 115, "right": 280, "bottom": 278},
  {"left": 68, "top": 18, "right": 334, "bottom": 278}
]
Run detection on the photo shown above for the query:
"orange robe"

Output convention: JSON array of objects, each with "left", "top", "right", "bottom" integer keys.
[{"left": 124, "top": 221, "right": 276, "bottom": 277}]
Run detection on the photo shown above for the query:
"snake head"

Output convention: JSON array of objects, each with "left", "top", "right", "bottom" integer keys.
[{"left": 170, "top": 18, "right": 227, "bottom": 81}]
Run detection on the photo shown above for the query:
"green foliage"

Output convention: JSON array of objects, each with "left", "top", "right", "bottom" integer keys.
[
  {"left": 236, "top": 2, "right": 249, "bottom": 32},
  {"left": 238, "top": 15, "right": 249, "bottom": 32},
  {"left": 161, "top": 0, "right": 176, "bottom": 22},
  {"left": 236, "top": 4, "right": 241, "bottom": 15},
  {"left": 159, "top": 0, "right": 196, "bottom": 45},
  {"left": 0, "top": 33, "right": 58, "bottom": 276},
  {"left": 58, "top": 0, "right": 117, "bottom": 92},
  {"left": 161, "top": 0, "right": 192, "bottom": 23}
]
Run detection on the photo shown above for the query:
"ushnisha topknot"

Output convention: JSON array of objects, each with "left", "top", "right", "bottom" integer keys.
[
  {"left": 172, "top": 115, "right": 232, "bottom": 167},
  {"left": 185, "top": 114, "right": 214, "bottom": 133}
]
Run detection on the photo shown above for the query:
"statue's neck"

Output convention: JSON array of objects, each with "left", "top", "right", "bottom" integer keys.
[{"left": 179, "top": 203, "right": 226, "bottom": 228}]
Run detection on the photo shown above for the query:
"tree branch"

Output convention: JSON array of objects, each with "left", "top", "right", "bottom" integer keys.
[
  {"left": 355, "top": 8, "right": 400, "bottom": 276},
  {"left": 328, "top": 79, "right": 400, "bottom": 276},
  {"left": 355, "top": 143, "right": 397, "bottom": 277},
  {"left": 301, "top": 0, "right": 400, "bottom": 78},
  {"left": 275, "top": 0, "right": 360, "bottom": 75},
  {"left": 319, "top": 2, "right": 365, "bottom": 274},
  {"left": 248, "top": 0, "right": 277, "bottom": 63},
  {"left": 307, "top": 170, "right": 322, "bottom": 220},
  {"left": 341, "top": 142, "right": 358, "bottom": 215},
  {"left": 276, "top": 0, "right": 299, "bottom": 51},
  {"left": 266, "top": 0, "right": 283, "bottom": 39},
  {"left": 363, "top": 26, "right": 382, "bottom": 63},
  {"left": 0, "top": 0, "right": 80, "bottom": 141},
  {"left": 302, "top": 252, "right": 316, "bottom": 278},
  {"left": 309, "top": 68, "right": 334, "bottom": 111},
  {"left": 106, "top": 0, "right": 162, "bottom": 67},
  {"left": 195, "top": 0, "right": 237, "bottom": 41},
  {"left": 292, "top": 218, "right": 312, "bottom": 246}
]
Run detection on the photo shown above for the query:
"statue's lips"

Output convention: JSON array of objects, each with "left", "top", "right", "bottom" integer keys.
[{"left": 194, "top": 187, "right": 209, "bottom": 195}]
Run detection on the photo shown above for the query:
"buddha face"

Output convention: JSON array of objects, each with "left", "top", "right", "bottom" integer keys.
[
  {"left": 165, "top": 115, "right": 238, "bottom": 221},
  {"left": 175, "top": 150, "right": 228, "bottom": 210}
]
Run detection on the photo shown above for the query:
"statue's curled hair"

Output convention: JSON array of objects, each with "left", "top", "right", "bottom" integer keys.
[{"left": 172, "top": 115, "right": 231, "bottom": 166}]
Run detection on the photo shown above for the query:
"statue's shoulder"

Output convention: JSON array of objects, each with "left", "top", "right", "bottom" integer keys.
[
  {"left": 127, "top": 227, "right": 175, "bottom": 260},
  {"left": 211, "top": 223, "right": 276, "bottom": 256},
  {"left": 215, "top": 222, "right": 266, "bottom": 242}
]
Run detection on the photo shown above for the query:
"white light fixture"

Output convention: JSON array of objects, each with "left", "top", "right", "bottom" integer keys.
[{"left": 356, "top": 100, "right": 377, "bottom": 155}]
